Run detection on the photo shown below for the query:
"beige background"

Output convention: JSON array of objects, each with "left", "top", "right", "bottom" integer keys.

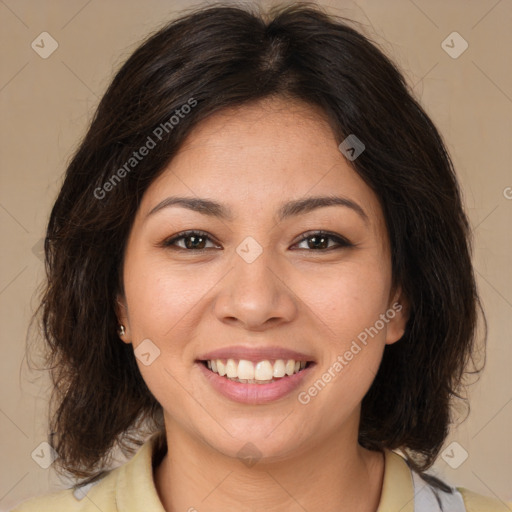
[{"left": 1, "top": 0, "right": 511, "bottom": 509}]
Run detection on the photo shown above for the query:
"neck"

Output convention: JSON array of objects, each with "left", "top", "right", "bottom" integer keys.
[{"left": 154, "top": 421, "right": 385, "bottom": 512}]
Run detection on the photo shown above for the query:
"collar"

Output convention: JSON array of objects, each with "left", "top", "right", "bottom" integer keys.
[
  {"left": 115, "top": 431, "right": 167, "bottom": 512},
  {"left": 378, "top": 449, "right": 415, "bottom": 512},
  {"left": 115, "top": 433, "right": 415, "bottom": 511}
]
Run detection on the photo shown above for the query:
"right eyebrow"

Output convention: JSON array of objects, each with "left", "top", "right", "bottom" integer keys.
[{"left": 146, "top": 196, "right": 233, "bottom": 221}]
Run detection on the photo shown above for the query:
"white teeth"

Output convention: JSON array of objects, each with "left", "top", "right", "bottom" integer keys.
[
  {"left": 205, "top": 358, "right": 309, "bottom": 381},
  {"left": 226, "top": 359, "right": 237, "bottom": 378},
  {"left": 273, "top": 359, "right": 286, "bottom": 378},
  {"left": 217, "top": 360, "right": 226, "bottom": 376},
  {"left": 255, "top": 360, "right": 274, "bottom": 380},
  {"left": 237, "top": 359, "right": 255, "bottom": 380}
]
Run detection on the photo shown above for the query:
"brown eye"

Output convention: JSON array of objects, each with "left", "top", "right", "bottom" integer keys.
[
  {"left": 294, "top": 231, "right": 353, "bottom": 251},
  {"left": 162, "top": 230, "right": 219, "bottom": 251}
]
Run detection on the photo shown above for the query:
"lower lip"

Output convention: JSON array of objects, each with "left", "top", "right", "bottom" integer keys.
[{"left": 197, "top": 362, "right": 314, "bottom": 405}]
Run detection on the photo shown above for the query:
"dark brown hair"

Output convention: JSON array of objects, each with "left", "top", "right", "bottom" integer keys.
[{"left": 28, "top": 1, "right": 485, "bottom": 490}]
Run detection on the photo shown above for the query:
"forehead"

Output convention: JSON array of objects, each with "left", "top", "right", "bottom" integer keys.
[
  {"left": 137, "top": 97, "right": 386, "bottom": 237},
  {"left": 174, "top": 97, "right": 341, "bottom": 167}
]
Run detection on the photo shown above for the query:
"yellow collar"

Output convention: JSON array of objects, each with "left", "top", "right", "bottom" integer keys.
[
  {"left": 378, "top": 449, "right": 415, "bottom": 511},
  {"left": 115, "top": 433, "right": 415, "bottom": 511}
]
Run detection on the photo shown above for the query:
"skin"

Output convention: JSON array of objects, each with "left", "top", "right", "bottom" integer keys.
[{"left": 116, "top": 97, "right": 409, "bottom": 512}]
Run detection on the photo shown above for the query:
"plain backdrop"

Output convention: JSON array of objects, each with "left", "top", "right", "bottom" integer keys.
[{"left": 1, "top": 0, "right": 511, "bottom": 509}]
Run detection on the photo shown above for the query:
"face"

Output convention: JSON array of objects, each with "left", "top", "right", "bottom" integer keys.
[{"left": 116, "top": 97, "right": 408, "bottom": 462}]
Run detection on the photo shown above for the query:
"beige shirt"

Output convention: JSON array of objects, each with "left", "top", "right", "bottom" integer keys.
[{"left": 11, "top": 433, "right": 510, "bottom": 511}]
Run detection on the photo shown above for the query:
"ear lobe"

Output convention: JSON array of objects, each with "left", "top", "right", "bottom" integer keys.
[
  {"left": 115, "top": 294, "right": 131, "bottom": 343},
  {"left": 385, "top": 288, "right": 410, "bottom": 345}
]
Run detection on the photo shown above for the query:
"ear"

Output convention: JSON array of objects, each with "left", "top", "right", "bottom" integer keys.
[
  {"left": 385, "top": 286, "right": 410, "bottom": 345},
  {"left": 115, "top": 293, "right": 132, "bottom": 344}
]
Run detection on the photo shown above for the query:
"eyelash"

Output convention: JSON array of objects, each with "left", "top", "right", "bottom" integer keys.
[{"left": 160, "top": 230, "right": 353, "bottom": 252}]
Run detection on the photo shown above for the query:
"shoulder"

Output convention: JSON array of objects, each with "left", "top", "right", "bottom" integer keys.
[
  {"left": 10, "top": 432, "right": 166, "bottom": 512},
  {"left": 458, "top": 487, "right": 512, "bottom": 512},
  {"left": 383, "top": 449, "right": 511, "bottom": 512},
  {"left": 9, "top": 489, "right": 75, "bottom": 512},
  {"left": 9, "top": 472, "right": 117, "bottom": 512}
]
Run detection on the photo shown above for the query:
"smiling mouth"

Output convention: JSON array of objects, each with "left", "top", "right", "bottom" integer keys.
[{"left": 199, "top": 358, "right": 314, "bottom": 384}]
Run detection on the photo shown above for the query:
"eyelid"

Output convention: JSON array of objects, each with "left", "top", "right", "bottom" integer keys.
[
  {"left": 160, "top": 230, "right": 221, "bottom": 250},
  {"left": 160, "top": 229, "right": 353, "bottom": 252},
  {"left": 291, "top": 230, "right": 354, "bottom": 250}
]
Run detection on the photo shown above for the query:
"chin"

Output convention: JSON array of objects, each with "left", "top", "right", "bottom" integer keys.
[{"left": 198, "top": 418, "right": 312, "bottom": 464}]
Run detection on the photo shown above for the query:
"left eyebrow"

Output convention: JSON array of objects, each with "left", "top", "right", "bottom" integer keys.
[
  {"left": 277, "top": 195, "right": 369, "bottom": 224},
  {"left": 146, "top": 195, "right": 369, "bottom": 225}
]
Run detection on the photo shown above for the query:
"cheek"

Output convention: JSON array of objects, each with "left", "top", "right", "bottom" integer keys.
[
  {"left": 124, "top": 256, "right": 212, "bottom": 340},
  {"left": 123, "top": 258, "right": 207, "bottom": 410},
  {"left": 298, "top": 260, "right": 392, "bottom": 344},
  {"left": 295, "top": 262, "right": 392, "bottom": 415}
]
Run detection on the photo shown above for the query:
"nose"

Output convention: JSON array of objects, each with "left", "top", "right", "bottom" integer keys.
[{"left": 213, "top": 247, "right": 298, "bottom": 331}]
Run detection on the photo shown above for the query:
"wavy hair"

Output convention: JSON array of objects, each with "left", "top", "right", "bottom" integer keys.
[{"left": 27, "top": 1, "right": 485, "bottom": 489}]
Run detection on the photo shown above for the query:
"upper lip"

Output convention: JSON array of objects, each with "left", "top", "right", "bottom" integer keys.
[{"left": 197, "top": 345, "right": 315, "bottom": 363}]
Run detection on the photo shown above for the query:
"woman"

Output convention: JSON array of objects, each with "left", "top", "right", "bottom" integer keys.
[{"left": 13, "top": 3, "right": 510, "bottom": 511}]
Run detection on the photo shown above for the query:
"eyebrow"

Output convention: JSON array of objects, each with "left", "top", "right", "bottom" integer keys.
[{"left": 146, "top": 195, "right": 369, "bottom": 224}]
